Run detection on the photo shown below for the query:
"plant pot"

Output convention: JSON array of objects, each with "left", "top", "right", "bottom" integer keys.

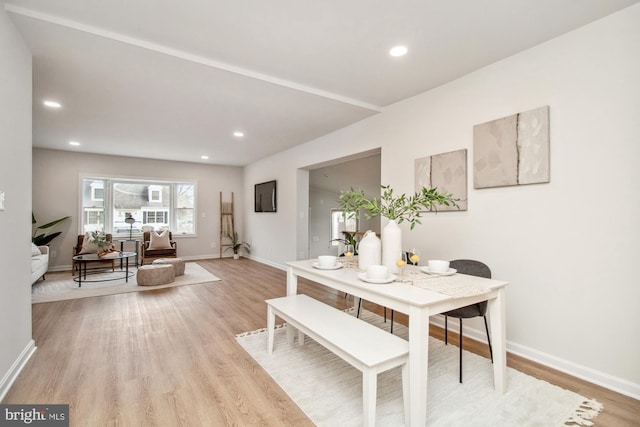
[{"left": 233, "top": 254, "right": 240, "bottom": 260}]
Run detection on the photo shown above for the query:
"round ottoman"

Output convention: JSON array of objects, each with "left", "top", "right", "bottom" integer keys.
[
  {"left": 152, "top": 257, "right": 185, "bottom": 276},
  {"left": 137, "top": 264, "right": 175, "bottom": 286}
]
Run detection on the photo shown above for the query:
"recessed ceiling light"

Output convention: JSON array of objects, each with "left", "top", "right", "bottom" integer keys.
[
  {"left": 68, "top": 141, "right": 80, "bottom": 146},
  {"left": 44, "top": 100, "right": 62, "bottom": 108},
  {"left": 233, "top": 131, "right": 244, "bottom": 138},
  {"left": 201, "top": 155, "right": 209, "bottom": 160},
  {"left": 389, "top": 46, "right": 408, "bottom": 57}
]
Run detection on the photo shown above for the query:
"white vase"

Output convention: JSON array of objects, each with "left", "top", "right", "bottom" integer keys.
[
  {"left": 382, "top": 219, "right": 402, "bottom": 274},
  {"left": 358, "top": 230, "right": 381, "bottom": 270}
]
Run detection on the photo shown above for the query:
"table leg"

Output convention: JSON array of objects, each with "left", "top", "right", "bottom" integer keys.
[
  {"left": 78, "top": 262, "right": 83, "bottom": 288},
  {"left": 408, "top": 305, "right": 430, "bottom": 427},
  {"left": 286, "top": 267, "right": 299, "bottom": 344},
  {"left": 488, "top": 288, "right": 507, "bottom": 393},
  {"left": 125, "top": 257, "right": 130, "bottom": 282}
]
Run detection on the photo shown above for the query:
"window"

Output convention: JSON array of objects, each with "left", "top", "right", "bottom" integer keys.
[
  {"left": 80, "top": 175, "right": 196, "bottom": 237},
  {"left": 330, "top": 209, "right": 358, "bottom": 246},
  {"left": 148, "top": 185, "right": 163, "bottom": 203},
  {"left": 143, "top": 210, "right": 168, "bottom": 224},
  {"left": 90, "top": 182, "right": 104, "bottom": 201}
]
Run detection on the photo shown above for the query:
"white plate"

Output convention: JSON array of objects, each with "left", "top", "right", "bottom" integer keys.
[
  {"left": 357, "top": 273, "right": 397, "bottom": 284},
  {"left": 313, "top": 262, "right": 343, "bottom": 270},
  {"left": 420, "top": 267, "right": 457, "bottom": 276}
]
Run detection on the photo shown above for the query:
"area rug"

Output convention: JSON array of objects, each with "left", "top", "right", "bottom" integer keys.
[
  {"left": 32, "top": 262, "right": 220, "bottom": 303},
  {"left": 236, "top": 309, "right": 602, "bottom": 427}
]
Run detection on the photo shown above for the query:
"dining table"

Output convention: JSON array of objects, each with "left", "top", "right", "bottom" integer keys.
[{"left": 286, "top": 259, "right": 509, "bottom": 427}]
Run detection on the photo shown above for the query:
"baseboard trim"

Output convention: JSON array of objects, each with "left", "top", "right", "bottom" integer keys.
[
  {"left": 0, "top": 339, "right": 37, "bottom": 403},
  {"left": 247, "top": 255, "right": 286, "bottom": 271},
  {"left": 430, "top": 315, "right": 640, "bottom": 400}
]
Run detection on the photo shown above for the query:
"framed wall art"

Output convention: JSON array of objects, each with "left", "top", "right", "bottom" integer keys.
[
  {"left": 415, "top": 148, "right": 467, "bottom": 211},
  {"left": 473, "top": 105, "right": 549, "bottom": 189}
]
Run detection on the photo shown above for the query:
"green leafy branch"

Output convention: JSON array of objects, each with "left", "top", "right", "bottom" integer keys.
[{"left": 338, "top": 185, "right": 459, "bottom": 230}]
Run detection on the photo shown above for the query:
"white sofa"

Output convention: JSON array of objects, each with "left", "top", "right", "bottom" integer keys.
[{"left": 31, "top": 245, "right": 49, "bottom": 285}]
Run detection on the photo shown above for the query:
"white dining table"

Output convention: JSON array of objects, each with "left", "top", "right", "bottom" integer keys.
[{"left": 286, "top": 259, "right": 509, "bottom": 427}]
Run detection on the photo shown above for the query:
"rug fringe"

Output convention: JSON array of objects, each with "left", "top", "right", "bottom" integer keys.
[
  {"left": 235, "top": 323, "right": 286, "bottom": 338},
  {"left": 563, "top": 398, "right": 603, "bottom": 426}
]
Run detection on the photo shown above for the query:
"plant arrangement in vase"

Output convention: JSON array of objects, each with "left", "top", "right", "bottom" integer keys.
[
  {"left": 89, "top": 230, "right": 115, "bottom": 257},
  {"left": 225, "top": 232, "right": 251, "bottom": 259},
  {"left": 338, "top": 185, "right": 458, "bottom": 272}
]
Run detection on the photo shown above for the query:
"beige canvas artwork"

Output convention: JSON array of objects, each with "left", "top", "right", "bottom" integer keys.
[
  {"left": 415, "top": 149, "right": 467, "bottom": 211},
  {"left": 473, "top": 106, "right": 550, "bottom": 189}
]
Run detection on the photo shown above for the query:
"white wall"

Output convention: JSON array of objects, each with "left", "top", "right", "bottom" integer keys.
[
  {"left": 0, "top": 7, "right": 35, "bottom": 401},
  {"left": 33, "top": 149, "right": 244, "bottom": 269},
  {"left": 244, "top": 5, "right": 640, "bottom": 397}
]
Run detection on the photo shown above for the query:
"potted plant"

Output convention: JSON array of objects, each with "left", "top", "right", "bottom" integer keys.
[
  {"left": 330, "top": 231, "right": 359, "bottom": 256},
  {"left": 224, "top": 232, "right": 251, "bottom": 259},
  {"left": 32, "top": 213, "right": 70, "bottom": 246}
]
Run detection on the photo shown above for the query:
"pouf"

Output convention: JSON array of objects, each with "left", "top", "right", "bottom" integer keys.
[
  {"left": 152, "top": 257, "right": 185, "bottom": 276},
  {"left": 137, "top": 264, "right": 175, "bottom": 286}
]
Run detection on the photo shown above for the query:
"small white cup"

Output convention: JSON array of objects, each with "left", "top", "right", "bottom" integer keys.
[
  {"left": 366, "top": 265, "right": 389, "bottom": 280},
  {"left": 428, "top": 260, "right": 450, "bottom": 273},
  {"left": 317, "top": 255, "right": 337, "bottom": 267}
]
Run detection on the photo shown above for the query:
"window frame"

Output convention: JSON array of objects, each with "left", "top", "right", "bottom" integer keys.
[{"left": 79, "top": 174, "right": 197, "bottom": 238}]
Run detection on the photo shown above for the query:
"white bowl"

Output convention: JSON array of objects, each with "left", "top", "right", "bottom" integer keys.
[
  {"left": 366, "top": 265, "right": 389, "bottom": 280},
  {"left": 317, "top": 255, "right": 337, "bottom": 267},
  {"left": 427, "top": 260, "right": 450, "bottom": 273}
]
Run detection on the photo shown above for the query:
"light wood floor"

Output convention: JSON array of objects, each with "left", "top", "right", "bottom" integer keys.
[{"left": 5, "top": 259, "right": 639, "bottom": 426}]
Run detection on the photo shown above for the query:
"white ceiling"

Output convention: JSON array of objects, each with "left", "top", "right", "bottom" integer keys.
[{"left": 6, "top": 0, "right": 638, "bottom": 166}]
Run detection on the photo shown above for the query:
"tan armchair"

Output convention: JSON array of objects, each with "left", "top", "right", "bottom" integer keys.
[
  {"left": 72, "top": 233, "right": 115, "bottom": 272},
  {"left": 141, "top": 231, "right": 177, "bottom": 265}
]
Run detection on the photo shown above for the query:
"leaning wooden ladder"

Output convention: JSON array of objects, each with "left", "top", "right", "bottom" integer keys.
[{"left": 219, "top": 192, "right": 235, "bottom": 258}]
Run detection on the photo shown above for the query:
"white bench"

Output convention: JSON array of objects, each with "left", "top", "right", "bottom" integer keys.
[{"left": 266, "top": 294, "right": 409, "bottom": 427}]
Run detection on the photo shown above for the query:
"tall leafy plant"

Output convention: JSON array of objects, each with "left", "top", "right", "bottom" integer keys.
[
  {"left": 32, "top": 213, "right": 70, "bottom": 246},
  {"left": 224, "top": 232, "right": 251, "bottom": 256}
]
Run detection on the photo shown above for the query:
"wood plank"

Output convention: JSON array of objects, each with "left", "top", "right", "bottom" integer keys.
[{"left": 4, "top": 259, "right": 638, "bottom": 426}]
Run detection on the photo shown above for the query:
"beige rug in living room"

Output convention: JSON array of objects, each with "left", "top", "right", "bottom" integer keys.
[
  {"left": 32, "top": 262, "right": 220, "bottom": 303},
  {"left": 237, "top": 309, "right": 603, "bottom": 427}
]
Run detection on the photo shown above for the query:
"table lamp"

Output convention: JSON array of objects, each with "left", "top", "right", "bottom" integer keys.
[{"left": 125, "top": 216, "right": 135, "bottom": 239}]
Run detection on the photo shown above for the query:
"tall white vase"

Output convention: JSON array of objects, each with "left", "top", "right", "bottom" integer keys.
[{"left": 381, "top": 219, "right": 402, "bottom": 274}]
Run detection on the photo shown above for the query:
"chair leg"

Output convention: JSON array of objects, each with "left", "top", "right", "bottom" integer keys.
[
  {"left": 356, "top": 298, "right": 362, "bottom": 318},
  {"left": 444, "top": 315, "right": 449, "bottom": 345},
  {"left": 383, "top": 307, "right": 387, "bottom": 323},
  {"left": 483, "top": 315, "right": 493, "bottom": 363},
  {"left": 459, "top": 318, "right": 463, "bottom": 383}
]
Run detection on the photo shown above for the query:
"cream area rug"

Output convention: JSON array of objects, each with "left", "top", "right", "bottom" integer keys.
[
  {"left": 237, "top": 309, "right": 602, "bottom": 427},
  {"left": 32, "top": 262, "right": 220, "bottom": 303}
]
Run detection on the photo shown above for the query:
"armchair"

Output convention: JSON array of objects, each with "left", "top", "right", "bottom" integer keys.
[{"left": 141, "top": 231, "right": 177, "bottom": 265}]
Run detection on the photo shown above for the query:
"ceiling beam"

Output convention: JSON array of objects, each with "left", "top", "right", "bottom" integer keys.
[{"left": 5, "top": 4, "right": 384, "bottom": 113}]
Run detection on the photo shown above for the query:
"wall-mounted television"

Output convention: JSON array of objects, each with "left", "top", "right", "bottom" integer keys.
[{"left": 254, "top": 180, "right": 277, "bottom": 212}]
